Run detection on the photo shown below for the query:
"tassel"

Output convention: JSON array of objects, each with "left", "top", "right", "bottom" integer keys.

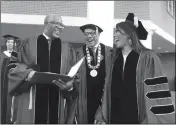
[
  {"left": 64, "top": 99, "right": 66, "bottom": 108},
  {"left": 28, "top": 87, "right": 33, "bottom": 110},
  {"left": 10, "top": 96, "right": 15, "bottom": 122},
  {"left": 134, "top": 16, "right": 139, "bottom": 28}
]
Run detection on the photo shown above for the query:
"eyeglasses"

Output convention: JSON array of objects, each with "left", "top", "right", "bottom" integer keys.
[
  {"left": 46, "top": 21, "right": 65, "bottom": 28},
  {"left": 84, "top": 32, "right": 96, "bottom": 36}
]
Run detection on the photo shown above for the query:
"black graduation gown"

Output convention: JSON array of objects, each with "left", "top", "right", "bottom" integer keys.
[
  {"left": 111, "top": 50, "right": 140, "bottom": 124},
  {"left": 83, "top": 43, "right": 106, "bottom": 124},
  {"left": 35, "top": 35, "right": 61, "bottom": 124},
  {"left": 1, "top": 53, "right": 10, "bottom": 124},
  {"left": 1, "top": 51, "right": 18, "bottom": 124}
]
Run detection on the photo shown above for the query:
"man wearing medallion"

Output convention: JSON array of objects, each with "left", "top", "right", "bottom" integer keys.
[{"left": 75, "top": 24, "right": 112, "bottom": 124}]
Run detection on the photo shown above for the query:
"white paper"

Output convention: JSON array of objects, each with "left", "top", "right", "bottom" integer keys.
[{"left": 67, "top": 56, "right": 85, "bottom": 77}]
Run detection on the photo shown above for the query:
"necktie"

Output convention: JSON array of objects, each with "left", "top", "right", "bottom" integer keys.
[
  {"left": 48, "top": 39, "right": 52, "bottom": 53},
  {"left": 48, "top": 39, "right": 52, "bottom": 71},
  {"left": 90, "top": 47, "right": 97, "bottom": 65}
]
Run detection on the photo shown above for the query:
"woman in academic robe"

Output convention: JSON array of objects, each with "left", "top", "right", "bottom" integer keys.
[
  {"left": 95, "top": 13, "right": 175, "bottom": 124},
  {"left": 0, "top": 35, "right": 20, "bottom": 124}
]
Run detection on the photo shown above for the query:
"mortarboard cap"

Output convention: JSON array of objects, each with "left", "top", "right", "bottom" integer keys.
[
  {"left": 125, "top": 13, "right": 148, "bottom": 40},
  {"left": 2, "top": 35, "right": 20, "bottom": 40},
  {"left": 2, "top": 34, "right": 20, "bottom": 43},
  {"left": 80, "top": 24, "right": 103, "bottom": 33}
]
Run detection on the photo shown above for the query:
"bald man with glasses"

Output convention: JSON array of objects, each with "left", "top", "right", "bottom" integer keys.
[{"left": 7, "top": 14, "right": 78, "bottom": 124}]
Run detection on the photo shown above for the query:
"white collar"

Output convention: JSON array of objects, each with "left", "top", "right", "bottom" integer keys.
[
  {"left": 3, "top": 50, "right": 11, "bottom": 57},
  {"left": 89, "top": 42, "right": 100, "bottom": 53},
  {"left": 88, "top": 42, "right": 100, "bottom": 48},
  {"left": 43, "top": 33, "right": 50, "bottom": 40},
  {"left": 94, "top": 42, "right": 100, "bottom": 48},
  {"left": 122, "top": 49, "right": 132, "bottom": 57}
]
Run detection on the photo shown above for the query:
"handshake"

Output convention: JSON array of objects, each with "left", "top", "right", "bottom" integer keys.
[{"left": 27, "top": 71, "right": 76, "bottom": 91}]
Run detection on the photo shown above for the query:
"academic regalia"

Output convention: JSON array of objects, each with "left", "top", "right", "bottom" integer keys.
[
  {"left": 95, "top": 13, "right": 175, "bottom": 124},
  {"left": 0, "top": 35, "right": 20, "bottom": 124},
  {"left": 125, "top": 13, "right": 148, "bottom": 40},
  {"left": 80, "top": 24, "right": 103, "bottom": 33},
  {"left": 0, "top": 52, "right": 11, "bottom": 124},
  {"left": 111, "top": 50, "right": 139, "bottom": 124},
  {"left": 76, "top": 23, "right": 112, "bottom": 124},
  {"left": 95, "top": 49, "right": 175, "bottom": 124},
  {"left": 75, "top": 43, "right": 112, "bottom": 124},
  {"left": 7, "top": 35, "right": 77, "bottom": 124},
  {"left": 85, "top": 43, "right": 105, "bottom": 124}
]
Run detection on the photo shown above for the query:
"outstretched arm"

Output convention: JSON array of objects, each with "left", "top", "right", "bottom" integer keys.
[{"left": 8, "top": 39, "right": 37, "bottom": 95}]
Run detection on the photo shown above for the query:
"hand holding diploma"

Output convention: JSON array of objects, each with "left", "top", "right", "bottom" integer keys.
[
  {"left": 28, "top": 56, "right": 85, "bottom": 90},
  {"left": 52, "top": 79, "right": 74, "bottom": 91},
  {"left": 52, "top": 56, "right": 85, "bottom": 91}
]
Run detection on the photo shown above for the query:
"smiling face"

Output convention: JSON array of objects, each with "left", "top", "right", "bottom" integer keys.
[
  {"left": 44, "top": 15, "right": 64, "bottom": 39},
  {"left": 84, "top": 28, "right": 100, "bottom": 47},
  {"left": 6, "top": 39, "right": 15, "bottom": 50},
  {"left": 113, "top": 27, "right": 131, "bottom": 49},
  {"left": 113, "top": 21, "right": 148, "bottom": 53}
]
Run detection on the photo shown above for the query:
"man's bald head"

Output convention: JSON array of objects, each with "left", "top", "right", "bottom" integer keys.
[
  {"left": 44, "top": 14, "right": 62, "bottom": 25},
  {"left": 43, "top": 14, "right": 64, "bottom": 39}
]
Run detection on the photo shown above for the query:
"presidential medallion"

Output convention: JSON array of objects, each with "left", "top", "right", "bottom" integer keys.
[{"left": 90, "top": 69, "right": 98, "bottom": 77}]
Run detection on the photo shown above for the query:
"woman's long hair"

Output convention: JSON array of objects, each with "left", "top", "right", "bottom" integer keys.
[{"left": 116, "top": 21, "right": 149, "bottom": 54}]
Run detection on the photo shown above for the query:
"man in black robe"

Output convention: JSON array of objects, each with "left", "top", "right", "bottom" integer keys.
[
  {"left": 7, "top": 14, "right": 78, "bottom": 124},
  {"left": 75, "top": 24, "right": 112, "bottom": 124}
]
